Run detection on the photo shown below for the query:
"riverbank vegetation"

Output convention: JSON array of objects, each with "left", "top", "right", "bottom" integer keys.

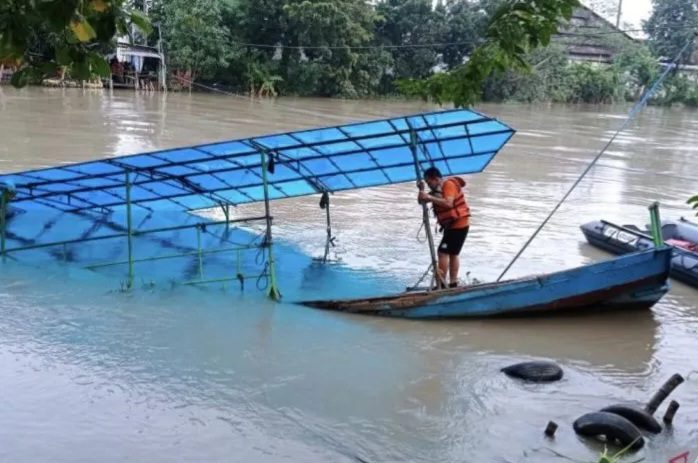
[
  {"left": 162, "top": 0, "right": 698, "bottom": 108},
  {"left": 3, "top": 0, "right": 698, "bottom": 107},
  {"left": 147, "top": 0, "right": 698, "bottom": 107}
]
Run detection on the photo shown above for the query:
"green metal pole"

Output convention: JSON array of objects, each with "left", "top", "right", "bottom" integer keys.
[
  {"left": 260, "top": 149, "right": 281, "bottom": 300},
  {"left": 196, "top": 225, "right": 204, "bottom": 279},
  {"left": 0, "top": 189, "right": 7, "bottom": 262},
  {"left": 125, "top": 171, "right": 134, "bottom": 290},
  {"left": 409, "top": 127, "right": 443, "bottom": 290},
  {"left": 649, "top": 202, "right": 664, "bottom": 247}
]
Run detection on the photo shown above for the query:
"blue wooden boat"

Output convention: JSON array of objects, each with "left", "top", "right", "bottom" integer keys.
[
  {"left": 300, "top": 247, "right": 672, "bottom": 319},
  {"left": 581, "top": 218, "right": 698, "bottom": 288}
]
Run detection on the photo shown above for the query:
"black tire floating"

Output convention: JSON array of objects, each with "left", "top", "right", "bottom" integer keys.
[
  {"left": 501, "top": 361, "right": 563, "bottom": 382},
  {"left": 601, "top": 404, "right": 662, "bottom": 434},
  {"left": 573, "top": 412, "right": 645, "bottom": 451}
]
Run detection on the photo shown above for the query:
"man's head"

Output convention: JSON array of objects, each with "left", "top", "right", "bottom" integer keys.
[{"left": 423, "top": 167, "right": 443, "bottom": 190}]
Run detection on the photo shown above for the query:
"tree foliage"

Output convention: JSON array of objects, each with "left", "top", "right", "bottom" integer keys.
[
  {"left": 396, "top": 0, "right": 581, "bottom": 107},
  {"left": 282, "top": 0, "right": 380, "bottom": 97},
  {"left": 375, "top": 0, "right": 444, "bottom": 80},
  {"left": 152, "top": 0, "right": 231, "bottom": 82},
  {"left": 644, "top": 0, "right": 698, "bottom": 64},
  {"left": 0, "top": 0, "right": 150, "bottom": 86}
]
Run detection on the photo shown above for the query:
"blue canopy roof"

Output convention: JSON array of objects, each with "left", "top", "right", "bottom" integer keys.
[{"left": 0, "top": 108, "right": 515, "bottom": 213}]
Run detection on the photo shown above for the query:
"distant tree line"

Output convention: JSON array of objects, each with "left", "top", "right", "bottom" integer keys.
[
  {"left": 144, "top": 0, "right": 698, "bottom": 106},
  {"left": 3, "top": 0, "right": 698, "bottom": 106}
]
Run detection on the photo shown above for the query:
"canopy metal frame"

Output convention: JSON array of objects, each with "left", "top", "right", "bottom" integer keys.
[{"left": 0, "top": 109, "right": 515, "bottom": 298}]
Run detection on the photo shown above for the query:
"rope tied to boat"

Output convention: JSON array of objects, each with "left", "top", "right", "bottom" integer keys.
[{"left": 496, "top": 34, "right": 697, "bottom": 282}]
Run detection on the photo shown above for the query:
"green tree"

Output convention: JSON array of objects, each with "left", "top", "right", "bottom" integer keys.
[
  {"left": 438, "top": 0, "right": 493, "bottom": 70},
  {"left": 644, "top": 0, "right": 698, "bottom": 64},
  {"left": 565, "top": 62, "right": 619, "bottom": 103},
  {"left": 375, "top": 0, "right": 443, "bottom": 80},
  {"left": 152, "top": 0, "right": 231, "bottom": 83},
  {"left": 282, "top": 0, "right": 383, "bottom": 97},
  {"left": 613, "top": 45, "right": 661, "bottom": 100},
  {"left": 0, "top": 0, "right": 150, "bottom": 86},
  {"left": 481, "top": 44, "right": 572, "bottom": 102},
  {"left": 397, "top": 0, "right": 581, "bottom": 107}
]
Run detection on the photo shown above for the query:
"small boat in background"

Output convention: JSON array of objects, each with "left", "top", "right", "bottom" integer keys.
[
  {"left": 301, "top": 247, "right": 672, "bottom": 319},
  {"left": 581, "top": 217, "right": 698, "bottom": 289}
]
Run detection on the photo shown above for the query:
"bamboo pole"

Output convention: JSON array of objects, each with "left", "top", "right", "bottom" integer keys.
[{"left": 408, "top": 126, "right": 443, "bottom": 290}]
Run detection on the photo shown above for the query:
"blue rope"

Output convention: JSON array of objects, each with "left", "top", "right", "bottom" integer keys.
[{"left": 497, "top": 36, "right": 696, "bottom": 282}]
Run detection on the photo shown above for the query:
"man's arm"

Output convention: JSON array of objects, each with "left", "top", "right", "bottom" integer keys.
[{"left": 418, "top": 192, "right": 454, "bottom": 208}]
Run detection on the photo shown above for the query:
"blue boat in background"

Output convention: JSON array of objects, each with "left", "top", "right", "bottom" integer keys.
[
  {"left": 581, "top": 217, "right": 698, "bottom": 289},
  {"left": 301, "top": 247, "right": 672, "bottom": 319}
]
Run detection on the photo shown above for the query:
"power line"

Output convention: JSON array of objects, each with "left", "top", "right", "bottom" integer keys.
[{"left": 225, "top": 23, "right": 698, "bottom": 52}]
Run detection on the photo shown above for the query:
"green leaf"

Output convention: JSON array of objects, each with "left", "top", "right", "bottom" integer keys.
[
  {"left": 10, "top": 68, "right": 29, "bottom": 88},
  {"left": 71, "top": 59, "right": 91, "bottom": 80},
  {"left": 89, "top": 54, "right": 110, "bottom": 77},
  {"left": 130, "top": 9, "right": 153, "bottom": 36},
  {"left": 70, "top": 19, "right": 98, "bottom": 42},
  {"left": 55, "top": 47, "right": 72, "bottom": 66},
  {"left": 92, "top": 12, "right": 117, "bottom": 41}
]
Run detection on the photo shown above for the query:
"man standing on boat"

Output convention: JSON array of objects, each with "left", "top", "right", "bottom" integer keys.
[{"left": 417, "top": 167, "right": 470, "bottom": 289}]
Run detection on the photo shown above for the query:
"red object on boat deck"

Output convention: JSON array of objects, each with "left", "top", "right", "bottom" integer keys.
[
  {"left": 666, "top": 239, "right": 698, "bottom": 252},
  {"left": 668, "top": 451, "right": 689, "bottom": 463}
]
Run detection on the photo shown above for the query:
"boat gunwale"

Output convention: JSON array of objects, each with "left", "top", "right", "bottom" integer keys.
[{"left": 300, "top": 247, "right": 672, "bottom": 314}]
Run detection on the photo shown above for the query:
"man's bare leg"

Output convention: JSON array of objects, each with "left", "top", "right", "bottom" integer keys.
[
  {"left": 449, "top": 255, "right": 460, "bottom": 286},
  {"left": 437, "top": 252, "right": 449, "bottom": 288}
]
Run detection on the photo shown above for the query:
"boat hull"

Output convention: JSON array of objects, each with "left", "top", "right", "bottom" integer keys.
[
  {"left": 581, "top": 219, "right": 698, "bottom": 288},
  {"left": 301, "top": 248, "right": 672, "bottom": 319}
]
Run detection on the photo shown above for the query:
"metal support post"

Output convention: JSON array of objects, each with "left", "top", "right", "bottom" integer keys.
[
  {"left": 0, "top": 189, "right": 7, "bottom": 262},
  {"left": 649, "top": 202, "right": 664, "bottom": 247},
  {"left": 196, "top": 225, "right": 204, "bottom": 279},
  {"left": 319, "top": 191, "right": 335, "bottom": 263},
  {"left": 260, "top": 149, "right": 281, "bottom": 300},
  {"left": 125, "top": 171, "right": 135, "bottom": 290}
]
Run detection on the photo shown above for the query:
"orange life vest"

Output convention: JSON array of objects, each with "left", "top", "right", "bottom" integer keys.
[{"left": 431, "top": 177, "right": 470, "bottom": 229}]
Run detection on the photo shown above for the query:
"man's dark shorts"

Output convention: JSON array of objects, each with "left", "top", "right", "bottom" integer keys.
[{"left": 438, "top": 226, "right": 469, "bottom": 256}]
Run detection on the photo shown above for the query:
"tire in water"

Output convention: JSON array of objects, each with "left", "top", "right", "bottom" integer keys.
[
  {"left": 573, "top": 411, "right": 645, "bottom": 450},
  {"left": 500, "top": 361, "right": 563, "bottom": 382},
  {"left": 601, "top": 404, "right": 662, "bottom": 434}
]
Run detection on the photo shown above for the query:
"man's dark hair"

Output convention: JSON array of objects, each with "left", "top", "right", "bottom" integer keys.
[{"left": 423, "top": 167, "right": 442, "bottom": 179}]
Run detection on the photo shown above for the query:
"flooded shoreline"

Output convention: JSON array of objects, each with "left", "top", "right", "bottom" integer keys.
[{"left": 1, "top": 87, "right": 697, "bottom": 462}]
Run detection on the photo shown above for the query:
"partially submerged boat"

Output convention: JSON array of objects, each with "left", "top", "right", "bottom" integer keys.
[
  {"left": 0, "top": 107, "right": 675, "bottom": 316},
  {"left": 581, "top": 217, "right": 698, "bottom": 288},
  {"left": 301, "top": 246, "right": 672, "bottom": 319}
]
